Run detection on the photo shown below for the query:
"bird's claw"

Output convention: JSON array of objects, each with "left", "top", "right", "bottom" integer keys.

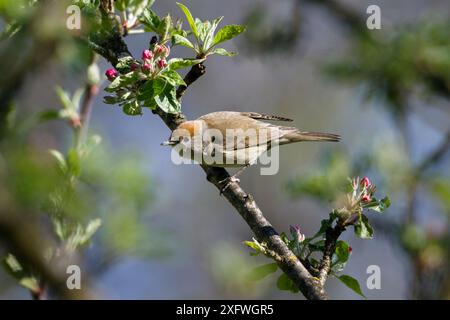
[{"left": 219, "top": 176, "right": 240, "bottom": 195}]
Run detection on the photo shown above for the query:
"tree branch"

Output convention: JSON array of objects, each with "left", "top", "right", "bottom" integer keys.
[{"left": 318, "top": 222, "right": 346, "bottom": 285}]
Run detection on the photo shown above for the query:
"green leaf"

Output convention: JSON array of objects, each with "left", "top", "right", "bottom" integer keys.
[
  {"left": 38, "top": 109, "right": 60, "bottom": 122},
  {"left": 276, "top": 273, "right": 299, "bottom": 293},
  {"left": 167, "top": 58, "right": 204, "bottom": 71},
  {"left": 246, "top": 263, "right": 278, "bottom": 282},
  {"left": 66, "top": 218, "right": 102, "bottom": 251},
  {"left": 123, "top": 100, "right": 142, "bottom": 115},
  {"left": 208, "top": 47, "right": 236, "bottom": 56},
  {"left": 308, "top": 239, "right": 325, "bottom": 252},
  {"left": 160, "top": 70, "right": 186, "bottom": 87},
  {"left": 244, "top": 240, "right": 264, "bottom": 255},
  {"left": 213, "top": 24, "right": 246, "bottom": 47},
  {"left": 354, "top": 214, "right": 373, "bottom": 239},
  {"left": 3, "top": 254, "right": 40, "bottom": 293},
  {"left": 49, "top": 149, "right": 67, "bottom": 173},
  {"left": 203, "top": 16, "right": 223, "bottom": 50},
  {"left": 140, "top": 8, "right": 160, "bottom": 32},
  {"left": 55, "top": 87, "right": 73, "bottom": 110},
  {"left": 364, "top": 196, "right": 391, "bottom": 213},
  {"left": 172, "top": 34, "right": 195, "bottom": 50},
  {"left": 337, "top": 275, "right": 366, "bottom": 298},
  {"left": 105, "top": 72, "right": 137, "bottom": 92},
  {"left": 177, "top": 3, "right": 198, "bottom": 39},
  {"left": 66, "top": 148, "right": 81, "bottom": 177},
  {"left": 158, "top": 14, "right": 171, "bottom": 40},
  {"left": 103, "top": 96, "right": 121, "bottom": 105},
  {"left": 155, "top": 91, "right": 180, "bottom": 114},
  {"left": 115, "top": 56, "right": 135, "bottom": 71},
  {"left": 335, "top": 240, "right": 350, "bottom": 263}
]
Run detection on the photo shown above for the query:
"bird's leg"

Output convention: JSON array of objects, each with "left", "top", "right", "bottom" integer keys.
[{"left": 219, "top": 164, "right": 250, "bottom": 194}]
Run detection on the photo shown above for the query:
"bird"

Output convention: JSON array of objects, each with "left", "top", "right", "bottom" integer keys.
[{"left": 162, "top": 111, "right": 340, "bottom": 192}]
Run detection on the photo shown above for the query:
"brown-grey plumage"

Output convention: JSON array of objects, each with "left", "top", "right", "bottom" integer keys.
[{"left": 162, "top": 111, "right": 340, "bottom": 192}]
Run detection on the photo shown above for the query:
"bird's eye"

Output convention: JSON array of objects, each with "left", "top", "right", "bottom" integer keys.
[
  {"left": 178, "top": 136, "right": 183, "bottom": 142},
  {"left": 211, "top": 136, "right": 216, "bottom": 143}
]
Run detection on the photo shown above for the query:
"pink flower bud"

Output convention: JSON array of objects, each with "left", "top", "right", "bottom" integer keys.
[
  {"left": 142, "top": 62, "right": 153, "bottom": 73},
  {"left": 158, "top": 59, "right": 168, "bottom": 69},
  {"left": 290, "top": 225, "right": 305, "bottom": 243},
  {"left": 105, "top": 68, "right": 119, "bottom": 81},
  {"left": 142, "top": 49, "right": 153, "bottom": 60},
  {"left": 69, "top": 116, "right": 81, "bottom": 129},
  {"left": 361, "top": 177, "right": 371, "bottom": 188},
  {"left": 349, "top": 246, "right": 353, "bottom": 253},
  {"left": 155, "top": 44, "right": 170, "bottom": 57},
  {"left": 130, "top": 62, "right": 139, "bottom": 71},
  {"left": 361, "top": 194, "right": 371, "bottom": 202}
]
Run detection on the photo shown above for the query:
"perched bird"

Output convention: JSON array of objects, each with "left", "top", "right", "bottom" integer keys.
[{"left": 162, "top": 111, "right": 340, "bottom": 192}]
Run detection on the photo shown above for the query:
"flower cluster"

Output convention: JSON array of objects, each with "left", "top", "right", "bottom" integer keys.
[
  {"left": 140, "top": 44, "right": 170, "bottom": 76},
  {"left": 351, "top": 176, "right": 375, "bottom": 203},
  {"left": 104, "top": 44, "right": 171, "bottom": 82}
]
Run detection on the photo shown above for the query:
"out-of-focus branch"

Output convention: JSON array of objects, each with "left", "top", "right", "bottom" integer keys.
[
  {"left": 90, "top": 16, "right": 327, "bottom": 301},
  {"left": 0, "top": 212, "right": 93, "bottom": 299},
  {"left": 302, "top": 0, "right": 367, "bottom": 34}
]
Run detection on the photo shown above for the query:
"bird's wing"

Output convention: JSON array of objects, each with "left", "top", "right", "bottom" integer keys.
[
  {"left": 198, "top": 111, "right": 295, "bottom": 150},
  {"left": 239, "top": 112, "right": 293, "bottom": 122}
]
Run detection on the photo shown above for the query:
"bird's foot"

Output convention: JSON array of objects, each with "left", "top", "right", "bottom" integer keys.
[{"left": 219, "top": 176, "right": 240, "bottom": 195}]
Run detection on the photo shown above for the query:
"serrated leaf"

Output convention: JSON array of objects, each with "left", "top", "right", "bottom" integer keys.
[
  {"left": 213, "top": 24, "right": 246, "bottom": 47},
  {"left": 172, "top": 34, "right": 195, "bottom": 49},
  {"left": 208, "top": 47, "right": 236, "bottom": 56},
  {"left": 246, "top": 263, "right": 278, "bottom": 282},
  {"left": 276, "top": 273, "right": 299, "bottom": 293},
  {"left": 364, "top": 196, "right": 391, "bottom": 213},
  {"left": 177, "top": 2, "right": 198, "bottom": 39},
  {"left": 160, "top": 70, "right": 186, "bottom": 87},
  {"left": 158, "top": 14, "right": 171, "bottom": 40},
  {"left": 139, "top": 7, "right": 160, "bottom": 32},
  {"left": 123, "top": 100, "right": 142, "bottom": 115},
  {"left": 167, "top": 58, "right": 204, "bottom": 71},
  {"left": 354, "top": 214, "right": 373, "bottom": 239},
  {"left": 337, "top": 275, "right": 366, "bottom": 298},
  {"left": 335, "top": 240, "right": 350, "bottom": 263},
  {"left": 203, "top": 16, "right": 223, "bottom": 50}
]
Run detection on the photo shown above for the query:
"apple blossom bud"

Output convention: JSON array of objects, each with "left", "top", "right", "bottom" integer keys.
[
  {"left": 290, "top": 225, "right": 306, "bottom": 243},
  {"left": 142, "top": 62, "right": 153, "bottom": 73},
  {"left": 349, "top": 246, "right": 353, "bottom": 253},
  {"left": 105, "top": 68, "right": 118, "bottom": 81},
  {"left": 361, "top": 194, "right": 371, "bottom": 202},
  {"left": 158, "top": 59, "right": 168, "bottom": 69},
  {"left": 142, "top": 49, "right": 153, "bottom": 60},
  {"left": 361, "top": 177, "right": 371, "bottom": 188},
  {"left": 130, "top": 62, "right": 139, "bottom": 71},
  {"left": 155, "top": 44, "right": 170, "bottom": 57},
  {"left": 69, "top": 116, "right": 81, "bottom": 129}
]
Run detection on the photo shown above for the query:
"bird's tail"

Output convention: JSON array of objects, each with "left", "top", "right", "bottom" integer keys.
[{"left": 284, "top": 131, "right": 341, "bottom": 142}]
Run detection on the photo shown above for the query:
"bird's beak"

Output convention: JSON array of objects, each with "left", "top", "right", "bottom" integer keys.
[{"left": 161, "top": 140, "right": 178, "bottom": 146}]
